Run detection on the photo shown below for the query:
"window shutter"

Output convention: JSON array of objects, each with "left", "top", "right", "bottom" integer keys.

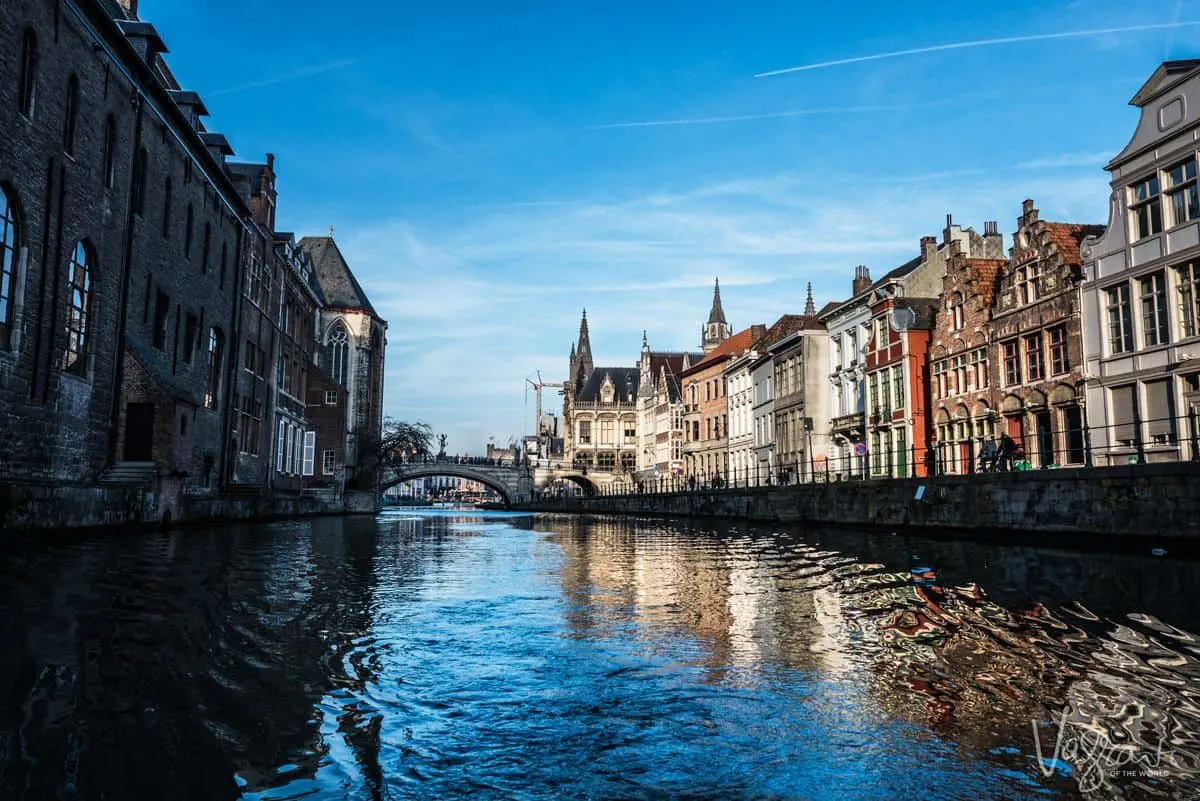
[
  {"left": 1111, "top": 385, "right": 1136, "bottom": 443},
  {"left": 276, "top": 419, "right": 286, "bottom": 471},
  {"left": 1145, "top": 380, "right": 1174, "bottom": 437},
  {"left": 302, "top": 431, "right": 316, "bottom": 476}
]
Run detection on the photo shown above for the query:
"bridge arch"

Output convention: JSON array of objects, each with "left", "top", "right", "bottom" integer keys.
[
  {"left": 379, "top": 463, "right": 525, "bottom": 506},
  {"left": 550, "top": 474, "right": 599, "bottom": 496}
]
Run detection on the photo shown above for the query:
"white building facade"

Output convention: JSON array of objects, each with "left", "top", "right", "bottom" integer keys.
[
  {"left": 751, "top": 352, "right": 775, "bottom": 481},
  {"left": 1081, "top": 60, "right": 1200, "bottom": 464},
  {"left": 725, "top": 353, "right": 757, "bottom": 486}
]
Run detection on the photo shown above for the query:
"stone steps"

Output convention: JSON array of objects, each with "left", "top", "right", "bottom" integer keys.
[{"left": 97, "top": 461, "right": 157, "bottom": 486}]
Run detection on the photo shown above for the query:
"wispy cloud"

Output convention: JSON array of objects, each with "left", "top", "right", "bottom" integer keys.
[
  {"left": 208, "top": 57, "right": 359, "bottom": 97},
  {"left": 340, "top": 165, "right": 1112, "bottom": 451},
  {"left": 756, "top": 20, "right": 1200, "bottom": 77},
  {"left": 1017, "top": 151, "right": 1116, "bottom": 169}
]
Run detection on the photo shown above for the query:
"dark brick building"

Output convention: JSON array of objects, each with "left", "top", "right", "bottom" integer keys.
[{"left": 0, "top": 0, "right": 386, "bottom": 523}]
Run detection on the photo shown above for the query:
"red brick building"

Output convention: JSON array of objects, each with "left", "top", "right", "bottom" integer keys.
[
  {"left": 864, "top": 291, "right": 939, "bottom": 478},
  {"left": 930, "top": 230, "right": 1007, "bottom": 474},
  {"left": 991, "top": 200, "right": 1104, "bottom": 468}
]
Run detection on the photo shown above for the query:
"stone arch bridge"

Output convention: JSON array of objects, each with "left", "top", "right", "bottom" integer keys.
[{"left": 380, "top": 462, "right": 601, "bottom": 505}]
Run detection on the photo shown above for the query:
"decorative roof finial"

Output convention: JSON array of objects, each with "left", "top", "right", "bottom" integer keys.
[{"left": 328, "top": 225, "right": 335, "bottom": 238}]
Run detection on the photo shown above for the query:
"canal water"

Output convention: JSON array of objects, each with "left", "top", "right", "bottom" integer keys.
[{"left": 1, "top": 512, "right": 1198, "bottom": 800}]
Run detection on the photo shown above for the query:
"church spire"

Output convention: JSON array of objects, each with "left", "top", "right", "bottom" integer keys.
[
  {"left": 575, "top": 308, "right": 593, "bottom": 384},
  {"left": 701, "top": 277, "right": 731, "bottom": 353},
  {"left": 708, "top": 277, "right": 726, "bottom": 325},
  {"left": 804, "top": 282, "right": 815, "bottom": 315}
]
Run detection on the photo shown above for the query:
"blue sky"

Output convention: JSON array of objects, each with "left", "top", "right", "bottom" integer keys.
[{"left": 144, "top": 0, "right": 1199, "bottom": 453}]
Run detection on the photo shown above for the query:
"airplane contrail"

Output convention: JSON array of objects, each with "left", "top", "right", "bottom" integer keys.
[
  {"left": 756, "top": 20, "right": 1200, "bottom": 78},
  {"left": 584, "top": 101, "right": 946, "bottom": 130}
]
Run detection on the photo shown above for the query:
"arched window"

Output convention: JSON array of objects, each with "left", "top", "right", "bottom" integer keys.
[
  {"left": 0, "top": 187, "right": 22, "bottom": 350},
  {"left": 63, "top": 74, "right": 78, "bottom": 154},
  {"left": 64, "top": 241, "right": 92, "bottom": 374},
  {"left": 184, "top": 203, "right": 194, "bottom": 258},
  {"left": 102, "top": 115, "right": 117, "bottom": 189},
  {"left": 204, "top": 326, "right": 223, "bottom": 409},
  {"left": 327, "top": 322, "right": 349, "bottom": 386},
  {"left": 950, "top": 291, "right": 964, "bottom": 331},
  {"left": 18, "top": 30, "right": 38, "bottom": 118}
]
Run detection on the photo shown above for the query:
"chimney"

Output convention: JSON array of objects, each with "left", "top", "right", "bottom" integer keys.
[
  {"left": 982, "top": 220, "right": 1004, "bottom": 258},
  {"left": 852, "top": 264, "right": 872, "bottom": 296},
  {"left": 751, "top": 323, "right": 767, "bottom": 344},
  {"left": 920, "top": 235, "right": 937, "bottom": 260}
]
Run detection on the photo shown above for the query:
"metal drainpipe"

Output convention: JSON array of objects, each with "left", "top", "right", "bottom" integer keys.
[
  {"left": 107, "top": 92, "right": 144, "bottom": 467},
  {"left": 218, "top": 223, "right": 246, "bottom": 488}
]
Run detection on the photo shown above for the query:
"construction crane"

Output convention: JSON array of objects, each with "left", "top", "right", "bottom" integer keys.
[{"left": 525, "top": 371, "right": 565, "bottom": 435}]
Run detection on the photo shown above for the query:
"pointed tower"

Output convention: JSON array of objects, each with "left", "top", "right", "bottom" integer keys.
[
  {"left": 804, "top": 282, "right": 816, "bottom": 315},
  {"left": 574, "top": 309, "right": 594, "bottom": 389},
  {"left": 702, "top": 278, "right": 731, "bottom": 353},
  {"left": 638, "top": 330, "right": 654, "bottom": 398}
]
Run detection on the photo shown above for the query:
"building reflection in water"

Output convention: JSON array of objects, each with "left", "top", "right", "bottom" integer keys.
[
  {"left": 543, "top": 515, "right": 1200, "bottom": 799},
  {"left": 3, "top": 511, "right": 1199, "bottom": 800}
]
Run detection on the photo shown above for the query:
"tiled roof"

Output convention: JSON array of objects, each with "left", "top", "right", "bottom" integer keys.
[
  {"left": 681, "top": 326, "right": 759, "bottom": 375},
  {"left": 577, "top": 367, "right": 640, "bottom": 403},
  {"left": 1043, "top": 222, "right": 1106, "bottom": 266},
  {"left": 649, "top": 352, "right": 696, "bottom": 379},
  {"left": 963, "top": 258, "right": 1006, "bottom": 309},
  {"left": 755, "top": 313, "right": 824, "bottom": 350},
  {"left": 298, "top": 236, "right": 380, "bottom": 318}
]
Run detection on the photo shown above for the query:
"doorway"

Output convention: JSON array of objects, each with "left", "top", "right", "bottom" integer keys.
[
  {"left": 124, "top": 402, "right": 155, "bottom": 461},
  {"left": 1035, "top": 410, "right": 1053, "bottom": 467}
]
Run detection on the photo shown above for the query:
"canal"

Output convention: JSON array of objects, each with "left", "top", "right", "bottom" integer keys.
[{"left": 1, "top": 511, "right": 1198, "bottom": 800}]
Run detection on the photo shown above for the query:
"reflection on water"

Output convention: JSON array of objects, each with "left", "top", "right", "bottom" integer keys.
[{"left": 1, "top": 511, "right": 1198, "bottom": 799}]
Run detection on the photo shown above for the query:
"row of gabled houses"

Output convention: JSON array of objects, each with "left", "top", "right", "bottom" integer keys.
[
  {"left": 560, "top": 59, "right": 1200, "bottom": 487},
  {"left": 0, "top": 0, "right": 386, "bottom": 524}
]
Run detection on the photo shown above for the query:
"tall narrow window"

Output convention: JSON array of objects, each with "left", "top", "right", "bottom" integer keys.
[
  {"left": 219, "top": 241, "right": 227, "bottom": 289},
  {"left": 1024, "top": 333, "right": 1044, "bottom": 382},
  {"left": 1139, "top": 271, "right": 1169, "bottom": 347},
  {"left": 161, "top": 177, "right": 172, "bottom": 239},
  {"left": 1048, "top": 325, "right": 1069, "bottom": 375},
  {"left": 892, "top": 365, "right": 905, "bottom": 409},
  {"left": 0, "top": 188, "right": 21, "bottom": 350},
  {"left": 327, "top": 321, "right": 349, "bottom": 386},
  {"left": 204, "top": 326, "right": 223, "bottom": 409},
  {"left": 64, "top": 241, "right": 92, "bottom": 374},
  {"left": 102, "top": 115, "right": 117, "bottom": 190},
  {"left": 1166, "top": 157, "right": 1200, "bottom": 227},
  {"left": 1178, "top": 262, "right": 1200, "bottom": 339},
  {"left": 63, "top": 74, "right": 78, "bottom": 154},
  {"left": 1002, "top": 339, "right": 1020, "bottom": 385},
  {"left": 18, "top": 30, "right": 38, "bottom": 118},
  {"left": 132, "top": 147, "right": 147, "bottom": 216},
  {"left": 1130, "top": 175, "right": 1163, "bottom": 240},
  {"left": 1106, "top": 284, "right": 1134, "bottom": 354},
  {"left": 184, "top": 203, "right": 194, "bottom": 258},
  {"left": 201, "top": 223, "right": 210, "bottom": 273}
]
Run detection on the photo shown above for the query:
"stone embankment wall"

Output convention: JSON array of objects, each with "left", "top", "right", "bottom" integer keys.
[
  {"left": 0, "top": 482, "right": 351, "bottom": 534},
  {"left": 521, "top": 463, "right": 1200, "bottom": 539}
]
